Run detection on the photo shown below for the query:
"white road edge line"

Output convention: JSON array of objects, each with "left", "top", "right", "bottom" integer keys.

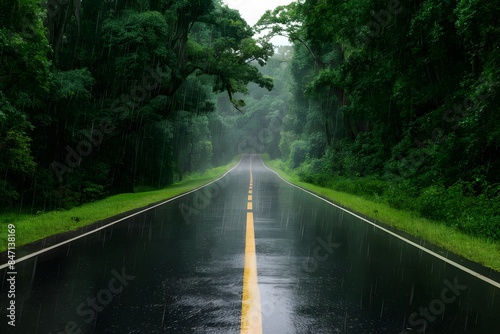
[
  {"left": 259, "top": 156, "right": 500, "bottom": 289},
  {"left": 0, "top": 158, "right": 244, "bottom": 270}
]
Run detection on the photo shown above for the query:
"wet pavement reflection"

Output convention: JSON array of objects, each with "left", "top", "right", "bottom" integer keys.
[{"left": 1, "top": 155, "right": 499, "bottom": 333}]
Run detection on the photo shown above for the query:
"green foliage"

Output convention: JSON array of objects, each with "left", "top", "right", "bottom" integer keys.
[
  {"left": 0, "top": 0, "right": 276, "bottom": 212},
  {"left": 192, "top": 140, "right": 213, "bottom": 171},
  {"left": 264, "top": 157, "right": 500, "bottom": 271},
  {"left": 51, "top": 69, "right": 95, "bottom": 100},
  {"left": 291, "top": 157, "right": 500, "bottom": 241},
  {"left": 0, "top": 159, "right": 238, "bottom": 251},
  {"left": 414, "top": 182, "right": 500, "bottom": 240},
  {"left": 81, "top": 182, "right": 107, "bottom": 202},
  {"left": 259, "top": 0, "right": 500, "bottom": 243},
  {"left": 289, "top": 140, "right": 308, "bottom": 168},
  {"left": 0, "top": 0, "right": 50, "bottom": 101},
  {"left": 0, "top": 106, "right": 37, "bottom": 208},
  {"left": 0, "top": 179, "right": 19, "bottom": 207},
  {"left": 102, "top": 11, "right": 170, "bottom": 79},
  {"left": 0, "top": 0, "right": 497, "bottom": 250},
  {"left": 383, "top": 181, "right": 420, "bottom": 211},
  {"left": 0, "top": 129, "right": 36, "bottom": 175}
]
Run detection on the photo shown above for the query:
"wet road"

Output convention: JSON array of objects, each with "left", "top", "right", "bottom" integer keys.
[{"left": 1, "top": 155, "right": 499, "bottom": 333}]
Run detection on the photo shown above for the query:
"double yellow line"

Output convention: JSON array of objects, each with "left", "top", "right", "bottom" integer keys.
[{"left": 240, "top": 157, "right": 262, "bottom": 333}]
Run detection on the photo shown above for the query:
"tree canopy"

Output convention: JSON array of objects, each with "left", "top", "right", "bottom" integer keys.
[
  {"left": 255, "top": 0, "right": 499, "bottom": 241},
  {"left": 0, "top": 0, "right": 273, "bottom": 210}
]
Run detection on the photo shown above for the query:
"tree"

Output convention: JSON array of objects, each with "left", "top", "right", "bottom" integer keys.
[
  {"left": 0, "top": 0, "right": 276, "bottom": 209},
  {"left": 0, "top": 0, "right": 50, "bottom": 210}
]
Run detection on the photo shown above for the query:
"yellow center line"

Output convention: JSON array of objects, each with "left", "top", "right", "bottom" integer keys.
[{"left": 241, "top": 157, "right": 262, "bottom": 334}]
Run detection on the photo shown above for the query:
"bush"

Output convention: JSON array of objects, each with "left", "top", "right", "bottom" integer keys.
[
  {"left": 413, "top": 181, "right": 500, "bottom": 240},
  {"left": 383, "top": 181, "right": 419, "bottom": 211},
  {"left": 82, "top": 183, "right": 107, "bottom": 202},
  {"left": 307, "top": 132, "right": 327, "bottom": 159},
  {"left": 284, "top": 149, "right": 500, "bottom": 241},
  {"left": 416, "top": 185, "right": 448, "bottom": 221},
  {"left": 289, "top": 140, "right": 308, "bottom": 168},
  {"left": 53, "top": 185, "right": 81, "bottom": 210},
  {"left": 358, "top": 177, "right": 387, "bottom": 197}
]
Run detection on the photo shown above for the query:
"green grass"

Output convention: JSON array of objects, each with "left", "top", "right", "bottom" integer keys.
[
  {"left": 263, "top": 157, "right": 500, "bottom": 272},
  {"left": 0, "top": 158, "right": 239, "bottom": 252}
]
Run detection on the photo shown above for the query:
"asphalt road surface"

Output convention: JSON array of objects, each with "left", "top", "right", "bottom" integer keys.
[{"left": 1, "top": 155, "right": 499, "bottom": 333}]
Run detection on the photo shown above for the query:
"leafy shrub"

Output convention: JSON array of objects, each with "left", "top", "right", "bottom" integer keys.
[
  {"left": 289, "top": 140, "right": 308, "bottom": 168},
  {"left": 413, "top": 181, "right": 500, "bottom": 240},
  {"left": 383, "top": 182, "right": 420, "bottom": 211},
  {"left": 82, "top": 183, "right": 107, "bottom": 202},
  {"left": 416, "top": 185, "right": 448, "bottom": 221},
  {"left": 307, "top": 132, "right": 327, "bottom": 159},
  {"left": 53, "top": 185, "right": 80, "bottom": 210},
  {"left": 285, "top": 149, "right": 500, "bottom": 241},
  {"left": 358, "top": 177, "right": 387, "bottom": 197}
]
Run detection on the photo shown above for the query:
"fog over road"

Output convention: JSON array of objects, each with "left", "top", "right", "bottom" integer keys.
[{"left": 1, "top": 155, "right": 499, "bottom": 333}]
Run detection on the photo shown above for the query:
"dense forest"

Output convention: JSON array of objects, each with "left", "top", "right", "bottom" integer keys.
[
  {"left": 1, "top": 0, "right": 499, "bottom": 241},
  {"left": 1, "top": 0, "right": 275, "bottom": 211},
  {"left": 254, "top": 0, "right": 499, "bottom": 241}
]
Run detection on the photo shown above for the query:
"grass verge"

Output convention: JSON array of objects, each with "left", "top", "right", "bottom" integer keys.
[
  {"left": 263, "top": 157, "right": 500, "bottom": 272},
  {"left": 0, "top": 158, "right": 239, "bottom": 252}
]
